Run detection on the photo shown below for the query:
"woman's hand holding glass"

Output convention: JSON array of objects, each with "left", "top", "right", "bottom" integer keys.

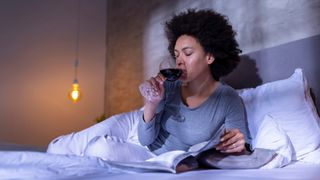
[{"left": 139, "top": 74, "right": 166, "bottom": 105}]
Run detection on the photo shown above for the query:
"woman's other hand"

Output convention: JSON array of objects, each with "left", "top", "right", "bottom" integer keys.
[{"left": 215, "top": 128, "right": 246, "bottom": 153}]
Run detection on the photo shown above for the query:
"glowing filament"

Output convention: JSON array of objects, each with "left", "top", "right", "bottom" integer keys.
[{"left": 69, "top": 83, "right": 81, "bottom": 103}]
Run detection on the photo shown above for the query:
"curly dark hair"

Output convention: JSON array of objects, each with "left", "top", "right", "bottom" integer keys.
[{"left": 165, "top": 9, "right": 242, "bottom": 80}]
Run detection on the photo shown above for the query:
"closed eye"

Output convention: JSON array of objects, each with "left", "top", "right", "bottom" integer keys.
[
  {"left": 185, "top": 52, "right": 192, "bottom": 56},
  {"left": 182, "top": 47, "right": 193, "bottom": 57}
]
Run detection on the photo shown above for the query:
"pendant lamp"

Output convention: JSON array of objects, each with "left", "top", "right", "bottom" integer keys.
[{"left": 68, "top": 0, "right": 82, "bottom": 103}]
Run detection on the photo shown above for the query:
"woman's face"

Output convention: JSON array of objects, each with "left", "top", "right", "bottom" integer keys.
[{"left": 174, "top": 35, "right": 213, "bottom": 83}]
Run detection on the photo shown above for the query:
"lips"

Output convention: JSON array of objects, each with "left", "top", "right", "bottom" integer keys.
[{"left": 180, "top": 69, "right": 187, "bottom": 79}]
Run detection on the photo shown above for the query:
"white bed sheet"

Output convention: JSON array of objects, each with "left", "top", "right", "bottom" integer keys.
[
  {"left": 73, "top": 162, "right": 320, "bottom": 180},
  {"left": 0, "top": 151, "right": 319, "bottom": 180}
]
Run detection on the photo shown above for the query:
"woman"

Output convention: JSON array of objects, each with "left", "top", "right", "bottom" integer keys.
[
  {"left": 47, "top": 9, "right": 252, "bottom": 172},
  {"left": 138, "top": 9, "right": 251, "bottom": 156}
]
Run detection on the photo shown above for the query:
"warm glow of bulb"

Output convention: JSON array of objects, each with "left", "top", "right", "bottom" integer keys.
[{"left": 68, "top": 83, "right": 82, "bottom": 103}]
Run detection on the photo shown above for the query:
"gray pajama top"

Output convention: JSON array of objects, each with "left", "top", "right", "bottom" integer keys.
[{"left": 138, "top": 81, "right": 251, "bottom": 155}]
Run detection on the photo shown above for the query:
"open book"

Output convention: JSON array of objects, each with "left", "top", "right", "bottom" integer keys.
[
  {"left": 104, "top": 124, "right": 276, "bottom": 173},
  {"left": 103, "top": 126, "right": 224, "bottom": 173}
]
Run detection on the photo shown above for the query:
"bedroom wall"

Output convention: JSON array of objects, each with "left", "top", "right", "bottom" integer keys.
[
  {"left": 105, "top": 0, "right": 320, "bottom": 116},
  {"left": 105, "top": 0, "right": 166, "bottom": 116},
  {"left": 0, "top": 0, "right": 106, "bottom": 147}
]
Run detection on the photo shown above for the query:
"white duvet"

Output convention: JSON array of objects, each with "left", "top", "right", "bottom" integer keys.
[
  {"left": 0, "top": 150, "right": 184, "bottom": 179},
  {"left": 45, "top": 108, "right": 294, "bottom": 169},
  {"left": 0, "top": 109, "right": 286, "bottom": 179},
  {"left": 0, "top": 151, "right": 113, "bottom": 179}
]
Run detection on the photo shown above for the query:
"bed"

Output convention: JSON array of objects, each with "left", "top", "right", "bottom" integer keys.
[{"left": 1, "top": 36, "right": 320, "bottom": 179}]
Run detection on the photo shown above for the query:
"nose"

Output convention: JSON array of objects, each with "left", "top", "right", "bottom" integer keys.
[{"left": 175, "top": 56, "right": 184, "bottom": 68}]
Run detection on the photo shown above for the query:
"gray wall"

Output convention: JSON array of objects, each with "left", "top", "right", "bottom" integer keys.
[
  {"left": 105, "top": 0, "right": 320, "bottom": 116},
  {"left": 105, "top": 0, "right": 168, "bottom": 115},
  {"left": 0, "top": 0, "right": 106, "bottom": 146},
  {"left": 224, "top": 34, "right": 320, "bottom": 112}
]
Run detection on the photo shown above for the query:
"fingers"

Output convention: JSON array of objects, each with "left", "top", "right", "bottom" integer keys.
[
  {"left": 219, "top": 139, "right": 245, "bottom": 153},
  {"left": 149, "top": 74, "right": 164, "bottom": 89},
  {"left": 148, "top": 74, "right": 165, "bottom": 93},
  {"left": 139, "top": 74, "right": 166, "bottom": 103},
  {"left": 215, "top": 129, "right": 246, "bottom": 153},
  {"left": 155, "top": 73, "right": 166, "bottom": 83},
  {"left": 220, "top": 128, "right": 239, "bottom": 142}
]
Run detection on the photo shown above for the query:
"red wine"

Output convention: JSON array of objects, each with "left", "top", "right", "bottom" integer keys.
[{"left": 160, "top": 68, "right": 182, "bottom": 81}]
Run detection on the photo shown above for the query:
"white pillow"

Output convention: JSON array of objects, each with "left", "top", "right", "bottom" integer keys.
[
  {"left": 238, "top": 68, "right": 320, "bottom": 161},
  {"left": 254, "top": 114, "right": 293, "bottom": 168},
  {"left": 298, "top": 148, "right": 320, "bottom": 164}
]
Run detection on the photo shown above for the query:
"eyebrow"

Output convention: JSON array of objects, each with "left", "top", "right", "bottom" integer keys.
[
  {"left": 182, "top": 46, "right": 193, "bottom": 51},
  {"left": 174, "top": 46, "right": 193, "bottom": 53}
]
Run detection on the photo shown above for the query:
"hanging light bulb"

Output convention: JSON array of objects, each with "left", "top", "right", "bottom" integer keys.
[
  {"left": 68, "top": 0, "right": 82, "bottom": 103},
  {"left": 68, "top": 78, "right": 81, "bottom": 103},
  {"left": 68, "top": 57, "right": 82, "bottom": 103}
]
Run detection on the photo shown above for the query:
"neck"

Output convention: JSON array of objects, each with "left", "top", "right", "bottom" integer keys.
[{"left": 182, "top": 74, "right": 219, "bottom": 97}]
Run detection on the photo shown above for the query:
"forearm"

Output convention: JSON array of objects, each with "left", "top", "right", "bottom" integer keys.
[
  {"left": 138, "top": 98, "right": 160, "bottom": 144},
  {"left": 137, "top": 113, "right": 160, "bottom": 146},
  {"left": 143, "top": 102, "right": 158, "bottom": 123}
]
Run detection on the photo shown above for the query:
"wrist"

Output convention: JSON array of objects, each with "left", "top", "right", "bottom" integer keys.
[{"left": 143, "top": 103, "right": 158, "bottom": 123}]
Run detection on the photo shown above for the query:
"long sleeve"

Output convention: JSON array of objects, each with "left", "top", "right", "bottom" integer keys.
[
  {"left": 137, "top": 113, "right": 160, "bottom": 146},
  {"left": 137, "top": 99, "right": 165, "bottom": 146},
  {"left": 224, "top": 90, "right": 252, "bottom": 145}
]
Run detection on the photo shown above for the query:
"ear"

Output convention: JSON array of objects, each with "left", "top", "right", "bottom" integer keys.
[{"left": 206, "top": 53, "right": 215, "bottom": 65}]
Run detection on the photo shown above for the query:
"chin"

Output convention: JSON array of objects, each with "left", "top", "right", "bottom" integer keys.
[
  {"left": 179, "top": 79, "right": 188, "bottom": 85},
  {"left": 179, "top": 77, "right": 186, "bottom": 82}
]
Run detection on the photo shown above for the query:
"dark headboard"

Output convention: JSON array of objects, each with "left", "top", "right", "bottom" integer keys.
[{"left": 223, "top": 34, "right": 320, "bottom": 113}]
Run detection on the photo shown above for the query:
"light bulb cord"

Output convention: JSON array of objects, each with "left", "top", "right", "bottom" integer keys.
[
  {"left": 74, "top": 0, "right": 81, "bottom": 83},
  {"left": 74, "top": 59, "right": 79, "bottom": 83}
]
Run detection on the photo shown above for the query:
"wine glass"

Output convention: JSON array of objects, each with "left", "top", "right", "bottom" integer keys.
[
  {"left": 139, "top": 56, "right": 185, "bottom": 122},
  {"left": 158, "top": 57, "right": 185, "bottom": 122},
  {"left": 139, "top": 56, "right": 181, "bottom": 101},
  {"left": 159, "top": 57, "right": 182, "bottom": 82}
]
